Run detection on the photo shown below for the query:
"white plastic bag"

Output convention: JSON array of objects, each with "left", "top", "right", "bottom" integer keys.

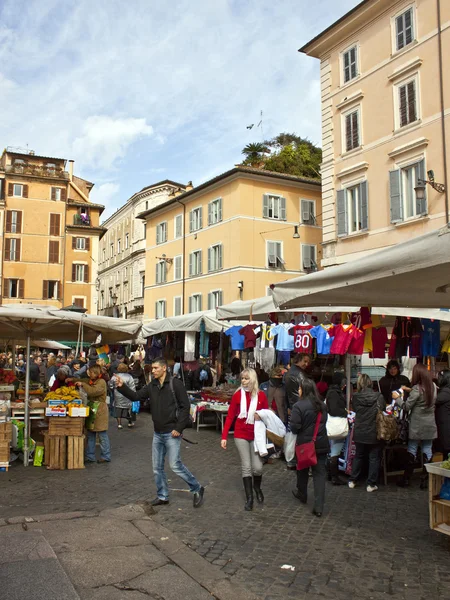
[
  {"left": 48, "top": 375, "right": 56, "bottom": 388},
  {"left": 283, "top": 431, "right": 296, "bottom": 464}
]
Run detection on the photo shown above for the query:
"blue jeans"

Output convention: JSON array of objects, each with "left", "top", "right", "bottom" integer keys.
[
  {"left": 86, "top": 430, "right": 111, "bottom": 462},
  {"left": 330, "top": 439, "right": 345, "bottom": 458},
  {"left": 408, "top": 439, "right": 433, "bottom": 461},
  {"left": 152, "top": 432, "right": 201, "bottom": 501}
]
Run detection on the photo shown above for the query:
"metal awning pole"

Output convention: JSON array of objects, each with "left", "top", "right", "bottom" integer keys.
[
  {"left": 345, "top": 354, "right": 351, "bottom": 410},
  {"left": 23, "top": 333, "right": 31, "bottom": 467}
]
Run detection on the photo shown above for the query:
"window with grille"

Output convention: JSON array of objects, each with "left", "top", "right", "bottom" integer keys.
[
  {"left": 263, "top": 195, "right": 286, "bottom": 220},
  {"left": 395, "top": 7, "right": 414, "bottom": 51},
  {"left": 343, "top": 46, "right": 358, "bottom": 83},
  {"left": 266, "top": 241, "right": 284, "bottom": 268},
  {"left": 208, "top": 244, "right": 223, "bottom": 272},
  {"left": 398, "top": 79, "right": 417, "bottom": 128}
]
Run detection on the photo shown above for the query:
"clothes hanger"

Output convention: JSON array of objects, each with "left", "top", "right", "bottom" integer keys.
[
  {"left": 343, "top": 313, "right": 352, "bottom": 325},
  {"left": 323, "top": 312, "right": 331, "bottom": 326}
]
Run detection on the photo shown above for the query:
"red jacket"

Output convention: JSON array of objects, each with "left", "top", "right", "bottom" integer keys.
[{"left": 222, "top": 389, "right": 269, "bottom": 441}]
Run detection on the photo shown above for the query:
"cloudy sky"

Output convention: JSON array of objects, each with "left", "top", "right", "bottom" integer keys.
[{"left": 0, "top": 0, "right": 360, "bottom": 219}]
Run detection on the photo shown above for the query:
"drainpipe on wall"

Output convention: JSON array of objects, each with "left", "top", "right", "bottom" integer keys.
[
  {"left": 61, "top": 159, "right": 74, "bottom": 307},
  {"left": 437, "top": 0, "right": 449, "bottom": 224}
]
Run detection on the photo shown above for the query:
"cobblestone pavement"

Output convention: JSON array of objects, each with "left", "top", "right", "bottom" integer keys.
[{"left": 1, "top": 413, "right": 450, "bottom": 600}]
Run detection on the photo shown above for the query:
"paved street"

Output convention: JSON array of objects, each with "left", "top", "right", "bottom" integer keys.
[{"left": 1, "top": 413, "right": 450, "bottom": 600}]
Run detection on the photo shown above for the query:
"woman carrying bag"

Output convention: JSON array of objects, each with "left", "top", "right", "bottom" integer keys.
[
  {"left": 290, "top": 378, "right": 329, "bottom": 518},
  {"left": 221, "top": 368, "right": 269, "bottom": 511},
  {"left": 325, "top": 373, "right": 348, "bottom": 485}
]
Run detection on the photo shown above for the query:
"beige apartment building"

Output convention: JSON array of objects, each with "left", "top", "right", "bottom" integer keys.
[
  {"left": 0, "top": 147, "right": 105, "bottom": 312},
  {"left": 138, "top": 167, "right": 322, "bottom": 319},
  {"left": 97, "top": 180, "right": 187, "bottom": 320},
  {"left": 301, "top": 0, "right": 449, "bottom": 267}
]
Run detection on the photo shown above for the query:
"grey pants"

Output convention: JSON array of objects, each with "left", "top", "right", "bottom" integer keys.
[{"left": 234, "top": 438, "right": 263, "bottom": 477}]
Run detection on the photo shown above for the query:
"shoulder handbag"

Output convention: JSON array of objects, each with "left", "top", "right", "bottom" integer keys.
[
  {"left": 170, "top": 378, "right": 194, "bottom": 429},
  {"left": 326, "top": 415, "right": 349, "bottom": 439},
  {"left": 295, "top": 412, "right": 322, "bottom": 471},
  {"left": 376, "top": 410, "right": 399, "bottom": 441}
]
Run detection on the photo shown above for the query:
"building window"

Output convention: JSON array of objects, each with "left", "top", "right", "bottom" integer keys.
[
  {"left": 266, "top": 241, "right": 284, "bottom": 269},
  {"left": 117, "top": 239, "right": 121, "bottom": 253},
  {"left": 51, "top": 187, "right": 65, "bottom": 201},
  {"left": 46, "top": 163, "right": 56, "bottom": 174},
  {"left": 43, "top": 280, "right": 59, "bottom": 300},
  {"left": 174, "top": 296, "right": 182, "bottom": 316},
  {"left": 189, "top": 250, "right": 202, "bottom": 276},
  {"left": 302, "top": 245, "right": 318, "bottom": 273},
  {"left": 263, "top": 194, "right": 286, "bottom": 220},
  {"left": 156, "top": 222, "right": 168, "bottom": 244},
  {"left": 6, "top": 210, "right": 22, "bottom": 234},
  {"left": 102, "top": 248, "right": 106, "bottom": 262},
  {"left": 49, "top": 213, "right": 61, "bottom": 236},
  {"left": 337, "top": 181, "right": 368, "bottom": 236},
  {"left": 49, "top": 240, "right": 59, "bottom": 264},
  {"left": 395, "top": 7, "right": 414, "bottom": 52},
  {"left": 4, "top": 278, "right": 24, "bottom": 299},
  {"left": 13, "top": 184, "right": 23, "bottom": 197},
  {"left": 398, "top": 79, "right": 417, "bottom": 128},
  {"left": 9, "top": 279, "right": 19, "bottom": 298},
  {"left": 145, "top": 201, "right": 148, "bottom": 210},
  {"left": 208, "top": 244, "right": 223, "bottom": 272},
  {"left": 73, "top": 298, "right": 84, "bottom": 308},
  {"left": 73, "top": 264, "right": 87, "bottom": 283},
  {"left": 208, "top": 198, "right": 223, "bottom": 225},
  {"left": 124, "top": 267, "right": 128, "bottom": 281},
  {"left": 208, "top": 290, "right": 223, "bottom": 310},
  {"left": 155, "top": 260, "right": 167, "bottom": 284},
  {"left": 301, "top": 200, "right": 316, "bottom": 225},
  {"left": 110, "top": 243, "right": 114, "bottom": 258},
  {"left": 389, "top": 159, "right": 427, "bottom": 222},
  {"left": 76, "top": 237, "right": 86, "bottom": 250},
  {"left": 174, "top": 214, "right": 183, "bottom": 238},
  {"left": 155, "top": 300, "right": 166, "bottom": 319},
  {"left": 100, "top": 291, "right": 104, "bottom": 309},
  {"left": 344, "top": 108, "right": 360, "bottom": 152},
  {"left": 140, "top": 274, "right": 145, "bottom": 297},
  {"left": 189, "top": 207, "right": 203, "bottom": 232},
  {"left": 174, "top": 255, "right": 182, "bottom": 281},
  {"left": 5, "top": 238, "right": 21, "bottom": 262},
  {"left": 343, "top": 45, "right": 358, "bottom": 83},
  {"left": 125, "top": 233, "right": 129, "bottom": 249},
  {"left": 189, "top": 294, "right": 202, "bottom": 313}
]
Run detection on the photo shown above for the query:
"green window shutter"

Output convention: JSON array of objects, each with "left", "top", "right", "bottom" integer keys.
[
  {"left": 359, "top": 181, "right": 369, "bottom": 230},
  {"left": 337, "top": 190, "right": 348, "bottom": 236},
  {"left": 280, "top": 197, "right": 287, "bottom": 220},
  {"left": 389, "top": 169, "right": 403, "bottom": 222},
  {"left": 416, "top": 159, "right": 427, "bottom": 215},
  {"left": 263, "top": 194, "right": 269, "bottom": 218}
]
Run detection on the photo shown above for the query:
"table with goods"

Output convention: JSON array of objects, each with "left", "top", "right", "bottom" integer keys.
[
  {"left": 426, "top": 458, "right": 450, "bottom": 536},
  {"left": 189, "top": 384, "right": 238, "bottom": 432}
]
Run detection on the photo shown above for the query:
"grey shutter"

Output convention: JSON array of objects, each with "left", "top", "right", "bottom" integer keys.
[
  {"left": 399, "top": 85, "right": 407, "bottom": 127},
  {"left": 303, "top": 245, "right": 312, "bottom": 270},
  {"left": 155, "top": 302, "right": 159, "bottom": 318},
  {"left": 263, "top": 194, "right": 269, "bottom": 218},
  {"left": 280, "top": 197, "right": 287, "bottom": 220},
  {"left": 337, "top": 190, "right": 348, "bottom": 236},
  {"left": 416, "top": 159, "right": 427, "bottom": 215},
  {"left": 218, "top": 244, "right": 223, "bottom": 269},
  {"left": 156, "top": 225, "right": 161, "bottom": 245},
  {"left": 208, "top": 292, "right": 213, "bottom": 310},
  {"left": 162, "top": 301, "right": 166, "bottom": 318},
  {"left": 405, "top": 9, "right": 413, "bottom": 45},
  {"left": 198, "top": 207, "right": 203, "bottom": 229},
  {"left": 407, "top": 80, "right": 416, "bottom": 123},
  {"left": 389, "top": 169, "right": 403, "bottom": 222},
  {"left": 396, "top": 14, "right": 404, "bottom": 50},
  {"left": 218, "top": 198, "right": 223, "bottom": 221},
  {"left": 156, "top": 262, "right": 159, "bottom": 283},
  {"left": 218, "top": 291, "right": 223, "bottom": 306},
  {"left": 189, "top": 210, "right": 194, "bottom": 233},
  {"left": 359, "top": 181, "right": 369, "bottom": 230},
  {"left": 208, "top": 202, "right": 212, "bottom": 226},
  {"left": 267, "top": 241, "right": 275, "bottom": 267},
  {"left": 197, "top": 295, "right": 202, "bottom": 312},
  {"left": 208, "top": 247, "right": 212, "bottom": 272},
  {"left": 189, "top": 253, "right": 193, "bottom": 276},
  {"left": 163, "top": 262, "right": 167, "bottom": 283},
  {"left": 188, "top": 296, "right": 193, "bottom": 313},
  {"left": 344, "top": 51, "right": 350, "bottom": 83},
  {"left": 350, "top": 47, "right": 357, "bottom": 79},
  {"left": 301, "top": 199, "right": 310, "bottom": 223},
  {"left": 198, "top": 250, "right": 202, "bottom": 274}
]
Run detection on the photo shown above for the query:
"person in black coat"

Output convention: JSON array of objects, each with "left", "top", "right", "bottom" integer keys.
[
  {"left": 348, "top": 374, "right": 386, "bottom": 492},
  {"left": 379, "top": 360, "right": 411, "bottom": 404},
  {"left": 436, "top": 370, "right": 450, "bottom": 460},
  {"left": 290, "top": 378, "right": 329, "bottom": 517},
  {"left": 325, "top": 372, "right": 347, "bottom": 485}
]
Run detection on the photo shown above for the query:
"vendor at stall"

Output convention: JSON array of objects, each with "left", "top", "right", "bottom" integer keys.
[{"left": 379, "top": 360, "right": 411, "bottom": 404}]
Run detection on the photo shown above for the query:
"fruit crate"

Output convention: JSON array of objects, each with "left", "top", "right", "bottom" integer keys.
[
  {"left": 48, "top": 417, "right": 85, "bottom": 437},
  {"left": 426, "top": 462, "right": 450, "bottom": 537}
]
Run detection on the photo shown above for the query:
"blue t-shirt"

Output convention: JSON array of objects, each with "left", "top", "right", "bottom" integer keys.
[
  {"left": 271, "top": 323, "right": 295, "bottom": 351},
  {"left": 225, "top": 326, "right": 245, "bottom": 350},
  {"left": 421, "top": 319, "right": 440, "bottom": 357},
  {"left": 310, "top": 325, "right": 333, "bottom": 355}
]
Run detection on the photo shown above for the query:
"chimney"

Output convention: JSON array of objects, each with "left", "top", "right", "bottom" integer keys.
[
  {"left": 185, "top": 180, "right": 193, "bottom": 191},
  {"left": 68, "top": 159, "right": 74, "bottom": 181}
]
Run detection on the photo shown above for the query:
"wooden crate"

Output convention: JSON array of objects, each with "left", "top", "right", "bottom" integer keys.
[
  {"left": 48, "top": 417, "right": 84, "bottom": 437},
  {"left": 0, "top": 441, "right": 10, "bottom": 463},
  {"left": 429, "top": 472, "right": 450, "bottom": 536},
  {"left": 0, "top": 422, "right": 12, "bottom": 442},
  {"left": 67, "top": 435, "right": 85, "bottom": 470},
  {"left": 44, "top": 433, "right": 66, "bottom": 470}
]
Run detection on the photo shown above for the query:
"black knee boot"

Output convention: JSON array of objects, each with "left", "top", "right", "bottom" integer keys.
[
  {"left": 397, "top": 453, "right": 415, "bottom": 487},
  {"left": 420, "top": 454, "right": 430, "bottom": 490},
  {"left": 243, "top": 477, "right": 253, "bottom": 511},
  {"left": 253, "top": 475, "right": 264, "bottom": 503},
  {"left": 326, "top": 456, "right": 332, "bottom": 481},
  {"left": 330, "top": 456, "right": 346, "bottom": 485}
]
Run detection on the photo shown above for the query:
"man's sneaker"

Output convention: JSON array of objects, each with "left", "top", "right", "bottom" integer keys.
[
  {"left": 150, "top": 498, "right": 169, "bottom": 506},
  {"left": 118, "top": 425, "right": 123, "bottom": 429},
  {"left": 193, "top": 486, "right": 205, "bottom": 508},
  {"left": 367, "top": 485, "right": 378, "bottom": 493},
  {"left": 348, "top": 481, "right": 356, "bottom": 489}
]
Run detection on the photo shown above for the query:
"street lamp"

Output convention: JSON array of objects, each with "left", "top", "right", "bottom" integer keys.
[
  {"left": 414, "top": 169, "right": 446, "bottom": 200},
  {"left": 293, "top": 225, "right": 300, "bottom": 239}
]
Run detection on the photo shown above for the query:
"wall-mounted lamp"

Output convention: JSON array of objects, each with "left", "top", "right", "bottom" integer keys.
[
  {"left": 415, "top": 169, "right": 446, "bottom": 200},
  {"left": 156, "top": 254, "right": 173, "bottom": 264},
  {"left": 293, "top": 225, "right": 300, "bottom": 239},
  {"left": 237, "top": 280, "right": 244, "bottom": 290}
]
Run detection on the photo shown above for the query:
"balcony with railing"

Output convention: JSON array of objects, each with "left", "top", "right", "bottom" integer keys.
[
  {"left": 4, "top": 163, "right": 69, "bottom": 179},
  {"left": 73, "top": 213, "right": 91, "bottom": 226}
]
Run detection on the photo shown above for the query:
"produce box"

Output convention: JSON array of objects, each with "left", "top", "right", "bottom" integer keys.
[
  {"left": 68, "top": 406, "right": 89, "bottom": 418},
  {"left": 0, "top": 422, "right": 12, "bottom": 441},
  {"left": 425, "top": 462, "right": 450, "bottom": 478},
  {"left": 48, "top": 399, "right": 81, "bottom": 407},
  {"left": 0, "top": 440, "right": 10, "bottom": 462},
  {"left": 48, "top": 417, "right": 84, "bottom": 437},
  {"left": 46, "top": 408, "right": 67, "bottom": 417}
]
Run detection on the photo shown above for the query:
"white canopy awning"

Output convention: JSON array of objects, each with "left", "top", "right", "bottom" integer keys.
[
  {"left": 32, "top": 340, "right": 73, "bottom": 350},
  {"left": 142, "top": 310, "right": 237, "bottom": 335},
  {"left": 272, "top": 226, "right": 450, "bottom": 310}
]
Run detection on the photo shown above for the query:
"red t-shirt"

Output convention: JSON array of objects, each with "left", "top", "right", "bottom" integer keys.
[
  {"left": 221, "top": 390, "right": 269, "bottom": 441},
  {"left": 238, "top": 324, "right": 257, "bottom": 349},
  {"left": 370, "top": 327, "right": 388, "bottom": 359},
  {"left": 329, "top": 324, "right": 364, "bottom": 355},
  {"left": 289, "top": 325, "right": 313, "bottom": 353}
]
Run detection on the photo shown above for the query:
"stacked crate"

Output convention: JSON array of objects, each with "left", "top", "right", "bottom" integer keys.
[
  {"left": 0, "top": 422, "right": 12, "bottom": 471},
  {"left": 44, "top": 417, "right": 85, "bottom": 470}
]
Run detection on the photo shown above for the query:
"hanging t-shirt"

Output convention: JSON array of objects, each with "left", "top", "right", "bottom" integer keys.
[
  {"left": 271, "top": 323, "right": 295, "bottom": 351},
  {"left": 310, "top": 324, "right": 333, "bottom": 355},
  {"left": 289, "top": 324, "right": 313, "bottom": 353},
  {"left": 225, "top": 326, "right": 245, "bottom": 351},
  {"left": 442, "top": 333, "right": 450, "bottom": 354},
  {"left": 388, "top": 317, "right": 422, "bottom": 359},
  {"left": 369, "top": 327, "right": 388, "bottom": 359},
  {"left": 184, "top": 331, "right": 196, "bottom": 362},
  {"left": 238, "top": 324, "right": 257, "bottom": 349},
  {"left": 421, "top": 319, "right": 441, "bottom": 357},
  {"left": 254, "top": 323, "right": 276, "bottom": 349},
  {"left": 328, "top": 324, "right": 363, "bottom": 355}
]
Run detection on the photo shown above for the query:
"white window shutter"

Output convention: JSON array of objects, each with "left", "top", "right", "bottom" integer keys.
[
  {"left": 263, "top": 194, "right": 269, "bottom": 218},
  {"left": 337, "top": 190, "right": 348, "bottom": 236},
  {"left": 359, "top": 181, "right": 369, "bottom": 230},
  {"left": 389, "top": 169, "right": 403, "bottom": 222},
  {"left": 280, "top": 197, "right": 287, "bottom": 220}
]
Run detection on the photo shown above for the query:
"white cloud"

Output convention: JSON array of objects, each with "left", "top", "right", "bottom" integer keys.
[
  {"left": 72, "top": 116, "right": 153, "bottom": 170},
  {"left": 90, "top": 182, "right": 120, "bottom": 217}
]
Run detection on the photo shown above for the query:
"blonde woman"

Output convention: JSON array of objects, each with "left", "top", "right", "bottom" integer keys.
[{"left": 221, "top": 368, "right": 269, "bottom": 510}]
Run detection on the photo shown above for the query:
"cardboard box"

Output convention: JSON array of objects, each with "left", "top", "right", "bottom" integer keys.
[
  {"left": 45, "top": 408, "right": 67, "bottom": 417},
  {"left": 68, "top": 406, "right": 89, "bottom": 418},
  {"left": 48, "top": 399, "right": 82, "bottom": 407}
]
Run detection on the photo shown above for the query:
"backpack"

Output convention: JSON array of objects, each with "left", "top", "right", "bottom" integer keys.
[{"left": 169, "top": 378, "right": 193, "bottom": 429}]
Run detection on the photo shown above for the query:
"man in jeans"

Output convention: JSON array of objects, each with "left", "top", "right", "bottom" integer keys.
[{"left": 116, "top": 358, "right": 204, "bottom": 508}]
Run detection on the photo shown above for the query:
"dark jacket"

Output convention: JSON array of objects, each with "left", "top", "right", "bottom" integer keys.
[
  {"left": 326, "top": 385, "right": 347, "bottom": 418},
  {"left": 285, "top": 365, "right": 309, "bottom": 410},
  {"left": 119, "top": 375, "right": 190, "bottom": 434},
  {"left": 435, "top": 386, "right": 450, "bottom": 454},
  {"left": 352, "top": 388, "right": 386, "bottom": 445},
  {"left": 29, "top": 363, "right": 41, "bottom": 383},
  {"left": 379, "top": 373, "right": 411, "bottom": 404},
  {"left": 290, "top": 398, "right": 329, "bottom": 456}
]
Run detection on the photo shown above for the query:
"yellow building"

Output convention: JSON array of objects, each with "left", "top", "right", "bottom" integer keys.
[
  {"left": 138, "top": 166, "right": 322, "bottom": 319},
  {"left": 301, "top": 0, "right": 449, "bottom": 267},
  {"left": 0, "top": 147, "right": 105, "bottom": 312}
]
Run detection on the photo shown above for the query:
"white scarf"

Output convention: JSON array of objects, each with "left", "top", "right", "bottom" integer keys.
[{"left": 238, "top": 387, "right": 258, "bottom": 424}]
